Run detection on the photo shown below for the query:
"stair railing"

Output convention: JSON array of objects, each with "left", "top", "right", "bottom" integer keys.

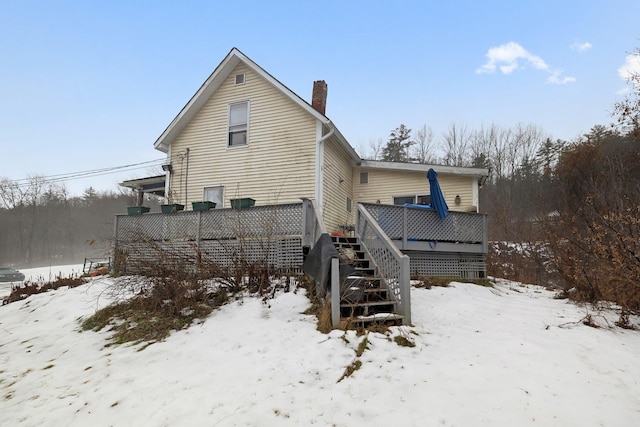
[
  {"left": 356, "top": 204, "right": 411, "bottom": 324},
  {"left": 301, "top": 198, "right": 327, "bottom": 250},
  {"left": 301, "top": 198, "right": 341, "bottom": 327}
]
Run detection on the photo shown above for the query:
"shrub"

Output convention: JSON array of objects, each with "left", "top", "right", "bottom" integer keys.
[
  {"left": 2, "top": 275, "right": 85, "bottom": 305},
  {"left": 83, "top": 245, "right": 293, "bottom": 346}
]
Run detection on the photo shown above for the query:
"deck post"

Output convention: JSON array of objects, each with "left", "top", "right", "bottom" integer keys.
[
  {"left": 399, "top": 254, "right": 411, "bottom": 324},
  {"left": 331, "top": 257, "right": 340, "bottom": 328},
  {"left": 402, "top": 206, "right": 408, "bottom": 250}
]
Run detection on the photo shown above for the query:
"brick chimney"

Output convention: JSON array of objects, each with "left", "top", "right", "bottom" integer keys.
[{"left": 311, "top": 80, "right": 328, "bottom": 115}]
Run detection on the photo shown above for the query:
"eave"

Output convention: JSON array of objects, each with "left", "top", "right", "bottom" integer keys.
[{"left": 358, "top": 160, "right": 489, "bottom": 178}]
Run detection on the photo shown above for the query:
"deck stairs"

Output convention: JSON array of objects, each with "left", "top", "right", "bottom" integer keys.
[{"left": 331, "top": 235, "right": 404, "bottom": 329}]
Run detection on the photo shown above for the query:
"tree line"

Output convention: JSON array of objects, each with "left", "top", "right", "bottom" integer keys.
[
  {"left": 373, "top": 46, "right": 640, "bottom": 317},
  {"left": 0, "top": 180, "right": 160, "bottom": 267}
]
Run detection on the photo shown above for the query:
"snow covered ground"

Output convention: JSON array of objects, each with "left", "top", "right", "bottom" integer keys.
[
  {"left": 0, "top": 264, "right": 85, "bottom": 299},
  {"left": 1, "top": 265, "right": 640, "bottom": 426}
]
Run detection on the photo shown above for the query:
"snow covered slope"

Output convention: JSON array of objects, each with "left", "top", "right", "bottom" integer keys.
[{"left": 1, "top": 268, "right": 639, "bottom": 426}]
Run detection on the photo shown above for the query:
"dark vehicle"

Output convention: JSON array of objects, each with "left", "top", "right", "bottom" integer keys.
[{"left": 0, "top": 267, "right": 25, "bottom": 282}]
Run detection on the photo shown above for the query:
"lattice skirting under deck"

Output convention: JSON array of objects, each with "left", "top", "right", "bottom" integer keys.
[
  {"left": 405, "top": 251, "right": 486, "bottom": 279},
  {"left": 115, "top": 237, "right": 304, "bottom": 275}
]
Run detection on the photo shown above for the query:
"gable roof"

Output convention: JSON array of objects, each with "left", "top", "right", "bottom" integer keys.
[{"left": 153, "top": 47, "right": 359, "bottom": 162}]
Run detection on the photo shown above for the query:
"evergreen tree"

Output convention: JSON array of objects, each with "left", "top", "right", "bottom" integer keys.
[{"left": 382, "top": 124, "right": 414, "bottom": 162}]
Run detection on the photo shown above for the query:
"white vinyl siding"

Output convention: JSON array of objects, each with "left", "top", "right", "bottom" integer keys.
[
  {"left": 168, "top": 63, "right": 317, "bottom": 209},
  {"left": 353, "top": 168, "right": 476, "bottom": 212},
  {"left": 322, "top": 134, "right": 354, "bottom": 231}
]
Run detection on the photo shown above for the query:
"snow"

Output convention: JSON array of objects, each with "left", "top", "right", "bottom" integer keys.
[
  {"left": 1, "top": 266, "right": 640, "bottom": 426},
  {"left": 0, "top": 264, "right": 85, "bottom": 299}
]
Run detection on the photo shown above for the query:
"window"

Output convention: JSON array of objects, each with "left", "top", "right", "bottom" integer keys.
[
  {"left": 235, "top": 73, "right": 245, "bottom": 85},
  {"left": 359, "top": 171, "right": 369, "bottom": 184},
  {"left": 417, "top": 195, "right": 431, "bottom": 205},
  {"left": 393, "top": 194, "right": 431, "bottom": 205},
  {"left": 204, "top": 186, "right": 224, "bottom": 208},
  {"left": 228, "top": 101, "right": 248, "bottom": 147},
  {"left": 346, "top": 197, "right": 352, "bottom": 213},
  {"left": 393, "top": 196, "right": 415, "bottom": 205}
]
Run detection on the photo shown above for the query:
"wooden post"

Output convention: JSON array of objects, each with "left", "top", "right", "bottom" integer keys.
[{"left": 331, "top": 257, "right": 340, "bottom": 328}]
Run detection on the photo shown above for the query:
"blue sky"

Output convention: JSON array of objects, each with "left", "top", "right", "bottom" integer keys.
[{"left": 1, "top": 0, "right": 639, "bottom": 196}]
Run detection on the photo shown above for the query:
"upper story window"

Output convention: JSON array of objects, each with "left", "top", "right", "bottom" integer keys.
[
  {"left": 359, "top": 171, "right": 369, "bottom": 184},
  {"left": 228, "top": 101, "right": 249, "bottom": 147},
  {"left": 235, "top": 73, "right": 245, "bottom": 85}
]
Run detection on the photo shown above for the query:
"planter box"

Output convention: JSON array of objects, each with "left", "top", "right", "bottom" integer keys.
[
  {"left": 230, "top": 198, "right": 255, "bottom": 209},
  {"left": 192, "top": 201, "right": 216, "bottom": 211},
  {"left": 161, "top": 204, "right": 185, "bottom": 214},
  {"left": 127, "top": 206, "right": 150, "bottom": 216}
]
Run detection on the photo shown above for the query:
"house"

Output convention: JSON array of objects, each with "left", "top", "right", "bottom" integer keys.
[
  {"left": 123, "top": 47, "right": 486, "bottom": 232},
  {"left": 117, "top": 48, "right": 489, "bottom": 327}
]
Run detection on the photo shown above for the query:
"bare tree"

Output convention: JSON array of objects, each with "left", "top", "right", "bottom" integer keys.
[
  {"left": 613, "top": 47, "right": 640, "bottom": 138},
  {"left": 468, "top": 124, "right": 496, "bottom": 170},
  {"left": 0, "top": 176, "right": 50, "bottom": 264},
  {"left": 442, "top": 122, "right": 471, "bottom": 166},
  {"left": 367, "top": 138, "right": 385, "bottom": 160},
  {"left": 412, "top": 124, "right": 436, "bottom": 164}
]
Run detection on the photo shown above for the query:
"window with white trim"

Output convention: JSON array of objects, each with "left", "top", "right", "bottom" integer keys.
[
  {"left": 235, "top": 73, "right": 245, "bottom": 85},
  {"left": 359, "top": 171, "right": 369, "bottom": 184},
  {"left": 393, "top": 194, "right": 431, "bottom": 206},
  {"left": 228, "top": 101, "right": 248, "bottom": 147},
  {"left": 204, "top": 186, "right": 224, "bottom": 209}
]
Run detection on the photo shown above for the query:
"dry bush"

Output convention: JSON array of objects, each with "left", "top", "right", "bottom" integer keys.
[
  {"left": 487, "top": 241, "right": 558, "bottom": 287},
  {"left": 83, "top": 243, "right": 292, "bottom": 346},
  {"left": 3, "top": 275, "right": 85, "bottom": 305},
  {"left": 544, "top": 130, "right": 640, "bottom": 321}
]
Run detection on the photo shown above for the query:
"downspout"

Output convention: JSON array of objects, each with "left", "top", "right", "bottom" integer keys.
[
  {"left": 315, "top": 124, "right": 334, "bottom": 214},
  {"left": 164, "top": 170, "right": 171, "bottom": 203},
  {"left": 163, "top": 149, "right": 171, "bottom": 203},
  {"left": 184, "top": 148, "right": 190, "bottom": 206}
]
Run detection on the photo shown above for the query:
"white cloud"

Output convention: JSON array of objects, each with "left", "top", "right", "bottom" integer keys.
[
  {"left": 570, "top": 41, "right": 592, "bottom": 53},
  {"left": 547, "top": 69, "right": 576, "bottom": 85},
  {"left": 618, "top": 53, "right": 640, "bottom": 81},
  {"left": 477, "top": 41, "right": 576, "bottom": 85},
  {"left": 476, "top": 42, "right": 549, "bottom": 74}
]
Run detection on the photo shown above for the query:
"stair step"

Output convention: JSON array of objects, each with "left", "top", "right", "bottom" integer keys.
[
  {"left": 331, "top": 236, "right": 358, "bottom": 245},
  {"left": 335, "top": 242, "right": 361, "bottom": 251},
  {"left": 340, "top": 300, "right": 397, "bottom": 308},
  {"left": 342, "top": 313, "right": 405, "bottom": 329},
  {"left": 332, "top": 234, "right": 405, "bottom": 327},
  {"left": 355, "top": 267, "right": 376, "bottom": 276}
]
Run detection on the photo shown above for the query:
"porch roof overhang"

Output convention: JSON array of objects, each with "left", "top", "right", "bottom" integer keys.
[
  {"left": 119, "top": 175, "right": 166, "bottom": 197},
  {"left": 358, "top": 160, "right": 489, "bottom": 179}
]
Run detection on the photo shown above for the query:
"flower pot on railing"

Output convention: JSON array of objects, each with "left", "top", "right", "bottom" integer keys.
[
  {"left": 230, "top": 198, "right": 255, "bottom": 209},
  {"left": 192, "top": 201, "right": 216, "bottom": 211},
  {"left": 161, "top": 203, "right": 185, "bottom": 214},
  {"left": 127, "top": 206, "right": 150, "bottom": 216}
]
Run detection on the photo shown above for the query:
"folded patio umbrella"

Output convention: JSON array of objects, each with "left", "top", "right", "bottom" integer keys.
[{"left": 427, "top": 168, "right": 449, "bottom": 220}]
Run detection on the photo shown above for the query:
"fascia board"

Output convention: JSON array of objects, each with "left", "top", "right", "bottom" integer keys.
[{"left": 359, "top": 160, "right": 489, "bottom": 178}]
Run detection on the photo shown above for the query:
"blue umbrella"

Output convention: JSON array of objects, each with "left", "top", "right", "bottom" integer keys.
[{"left": 427, "top": 168, "right": 449, "bottom": 220}]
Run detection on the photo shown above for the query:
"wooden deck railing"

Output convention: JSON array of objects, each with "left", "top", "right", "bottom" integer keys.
[
  {"left": 356, "top": 204, "right": 411, "bottom": 324},
  {"left": 358, "top": 203, "right": 488, "bottom": 254}
]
